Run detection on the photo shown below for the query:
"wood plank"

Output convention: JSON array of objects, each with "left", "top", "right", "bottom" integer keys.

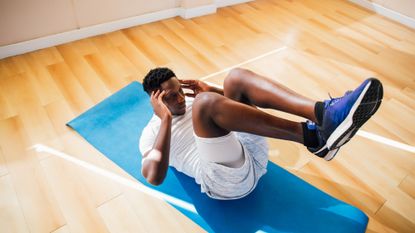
[
  {"left": 0, "top": 117, "right": 65, "bottom": 233},
  {"left": 0, "top": 73, "right": 40, "bottom": 112},
  {"left": 51, "top": 225, "right": 71, "bottom": 233},
  {"left": 0, "top": 57, "right": 25, "bottom": 76},
  {"left": 40, "top": 154, "right": 110, "bottom": 233},
  {"left": 106, "top": 30, "right": 156, "bottom": 77},
  {"left": 0, "top": 85, "right": 16, "bottom": 120},
  {"left": 297, "top": 159, "right": 384, "bottom": 215},
  {"left": 83, "top": 53, "right": 130, "bottom": 93},
  {"left": 24, "top": 53, "right": 62, "bottom": 106},
  {"left": 0, "top": 72, "right": 57, "bottom": 146},
  {"left": 57, "top": 133, "right": 122, "bottom": 207},
  {"left": 0, "top": 175, "right": 30, "bottom": 233},
  {"left": 0, "top": 147, "right": 9, "bottom": 177},
  {"left": 97, "top": 194, "right": 148, "bottom": 233},
  {"left": 399, "top": 174, "right": 415, "bottom": 200},
  {"left": 44, "top": 98, "right": 121, "bottom": 207},
  {"left": 56, "top": 43, "right": 110, "bottom": 103},
  {"left": 161, "top": 19, "right": 234, "bottom": 70},
  {"left": 47, "top": 62, "right": 94, "bottom": 115},
  {"left": 122, "top": 28, "right": 169, "bottom": 65},
  {"left": 121, "top": 185, "right": 204, "bottom": 233},
  {"left": 44, "top": 99, "right": 75, "bottom": 136},
  {"left": 375, "top": 190, "right": 415, "bottom": 233},
  {"left": 71, "top": 38, "right": 99, "bottom": 56},
  {"left": 90, "top": 35, "right": 139, "bottom": 79},
  {"left": 372, "top": 99, "right": 415, "bottom": 145},
  {"left": 30, "top": 47, "right": 64, "bottom": 66}
]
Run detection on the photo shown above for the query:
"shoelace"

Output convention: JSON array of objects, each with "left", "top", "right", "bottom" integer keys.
[{"left": 326, "top": 90, "right": 352, "bottom": 107}]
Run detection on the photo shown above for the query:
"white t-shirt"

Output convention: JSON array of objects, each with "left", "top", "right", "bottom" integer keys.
[
  {"left": 139, "top": 97, "right": 202, "bottom": 183},
  {"left": 139, "top": 97, "right": 269, "bottom": 199}
]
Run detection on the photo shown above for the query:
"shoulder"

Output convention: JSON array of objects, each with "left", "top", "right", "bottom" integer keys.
[
  {"left": 149, "top": 114, "right": 161, "bottom": 124},
  {"left": 142, "top": 114, "right": 160, "bottom": 135},
  {"left": 139, "top": 115, "right": 159, "bottom": 154}
]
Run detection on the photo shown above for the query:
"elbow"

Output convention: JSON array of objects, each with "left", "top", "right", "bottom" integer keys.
[
  {"left": 146, "top": 176, "right": 165, "bottom": 186},
  {"left": 141, "top": 160, "right": 166, "bottom": 186}
]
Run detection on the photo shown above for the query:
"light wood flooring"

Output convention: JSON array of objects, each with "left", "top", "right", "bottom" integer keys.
[{"left": 1, "top": 0, "right": 415, "bottom": 232}]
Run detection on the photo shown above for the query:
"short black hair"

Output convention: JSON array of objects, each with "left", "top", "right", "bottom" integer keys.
[{"left": 142, "top": 67, "right": 176, "bottom": 94}]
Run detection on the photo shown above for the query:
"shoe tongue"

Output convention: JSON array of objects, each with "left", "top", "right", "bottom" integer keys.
[
  {"left": 333, "top": 98, "right": 340, "bottom": 103},
  {"left": 327, "top": 90, "right": 351, "bottom": 106},
  {"left": 326, "top": 97, "right": 341, "bottom": 107},
  {"left": 325, "top": 90, "right": 352, "bottom": 107}
]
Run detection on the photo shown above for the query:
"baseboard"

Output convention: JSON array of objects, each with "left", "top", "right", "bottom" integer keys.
[
  {"left": 348, "top": 0, "right": 415, "bottom": 29},
  {"left": 180, "top": 4, "right": 217, "bottom": 19},
  {"left": 216, "top": 0, "right": 253, "bottom": 8}
]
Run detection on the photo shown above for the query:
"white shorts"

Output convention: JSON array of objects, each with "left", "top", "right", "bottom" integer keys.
[{"left": 194, "top": 132, "right": 268, "bottom": 200}]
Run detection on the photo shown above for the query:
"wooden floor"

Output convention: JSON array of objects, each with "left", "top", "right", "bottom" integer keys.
[{"left": 1, "top": 0, "right": 415, "bottom": 232}]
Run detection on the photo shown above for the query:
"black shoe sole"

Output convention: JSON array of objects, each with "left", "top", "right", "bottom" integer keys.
[{"left": 329, "top": 78, "right": 383, "bottom": 150}]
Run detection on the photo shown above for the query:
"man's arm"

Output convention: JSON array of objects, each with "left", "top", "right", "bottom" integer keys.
[
  {"left": 208, "top": 85, "right": 224, "bottom": 95},
  {"left": 141, "top": 116, "right": 171, "bottom": 185},
  {"left": 180, "top": 79, "right": 224, "bottom": 96},
  {"left": 141, "top": 90, "right": 172, "bottom": 186}
]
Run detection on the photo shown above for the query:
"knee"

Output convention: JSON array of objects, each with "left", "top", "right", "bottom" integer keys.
[
  {"left": 225, "top": 68, "right": 249, "bottom": 84},
  {"left": 193, "top": 92, "right": 221, "bottom": 112},
  {"left": 224, "top": 68, "right": 251, "bottom": 91}
]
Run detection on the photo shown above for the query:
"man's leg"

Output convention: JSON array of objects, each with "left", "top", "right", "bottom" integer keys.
[
  {"left": 192, "top": 68, "right": 320, "bottom": 145},
  {"left": 193, "top": 68, "right": 383, "bottom": 161},
  {"left": 223, "top": 68, "right": 320, "bottom": 123},
  {"left": 192, "top": 92, "right": 304, "bottom": 144}
]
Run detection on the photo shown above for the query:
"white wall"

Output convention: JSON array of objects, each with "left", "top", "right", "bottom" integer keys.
[
  {"left": 0, "top": 0, "right": 214, "bottom": 46},
  {"left": 73, "top": 0, "right": 179, "bottom": 28},
  {"left": 0, "top": 0, "right": 79, "bottom": 46}
]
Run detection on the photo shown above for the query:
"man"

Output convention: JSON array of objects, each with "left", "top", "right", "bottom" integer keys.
[{"left": 139, "top": 67, "right": 383, "bottom": 200}]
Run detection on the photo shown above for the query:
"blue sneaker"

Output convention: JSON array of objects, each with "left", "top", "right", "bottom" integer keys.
[
  {"left": 306, "top": 120, "right": 340, "bottom": 161},
  {"left": 316, "top": 78, "right": 383, "bottom": 156}
]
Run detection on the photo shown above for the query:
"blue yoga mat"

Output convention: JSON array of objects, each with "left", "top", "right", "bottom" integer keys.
[{"left": 67, "top": 81, "right": 368, "bottom": 233}]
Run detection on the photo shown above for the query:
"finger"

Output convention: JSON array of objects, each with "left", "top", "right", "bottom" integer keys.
[
  {"left": 181, "top": 82, "right": 196, "bottom": 87},
  {"left": 180, "top": 84, "right": 193, "bottom": 89},
  {"left": 158, "top": 90, "right": 166, "bottom": 100},
  {"left": 179, "top": 79, "right": 190, "bottom": 83},
  {"left": 180, "top": 79, "right": 196, "bottom": 84},
  {"left": 154, "top": 89, "right": 161, "bottom": 98}
]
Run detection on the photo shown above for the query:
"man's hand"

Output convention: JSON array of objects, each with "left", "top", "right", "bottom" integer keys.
[
  {"left": 150, "top": 90, "right": 171, "bottom": 119},
  {"left": 179, "top": 79, "right": 211, "bottom": 97}
]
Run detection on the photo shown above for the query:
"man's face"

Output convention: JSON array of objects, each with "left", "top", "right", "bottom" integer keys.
[{"left": 160, "top": 77, "right": 186, "bottom": 115}]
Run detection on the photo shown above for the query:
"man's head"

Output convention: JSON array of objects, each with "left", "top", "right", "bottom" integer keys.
[{"left": 143, "top": 67, "right": 186, "bottom": 115}]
